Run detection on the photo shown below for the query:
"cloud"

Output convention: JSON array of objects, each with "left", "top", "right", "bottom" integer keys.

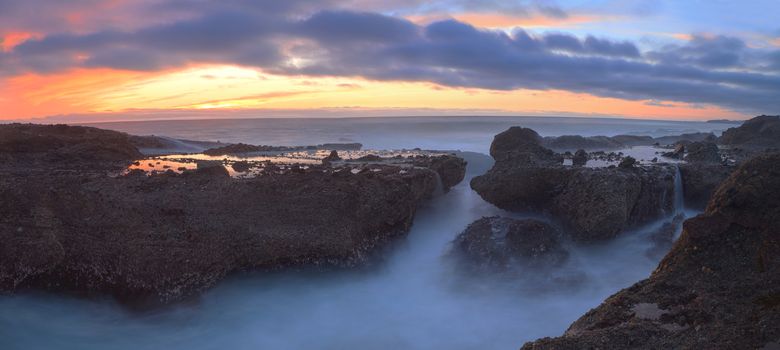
[{"left": 0, "top": 3, "right": 779, "bottom": 114}]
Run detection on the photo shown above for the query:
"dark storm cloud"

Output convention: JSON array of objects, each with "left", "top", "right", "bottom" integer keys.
[{"left": 1, "top": 3, "right": 778, "bottom": 113}]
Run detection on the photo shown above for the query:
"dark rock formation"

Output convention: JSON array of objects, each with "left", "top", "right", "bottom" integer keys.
[
  {"left": 654, "top": 132, "right": 717, "bottom": 146},
  {"left": 678, "top": 163, "right": 734, "bottom": 209},
  {"left": 472, "top": 127, "right": 675, "bottom": 242},
  {"left": 611, "top": 135, "right": 655, "bottom": 147},
  {"left": 662, "top": 143, "right": 685, "bottom": 159},
  {"left": 355, "top": 154, "right": 382, "bottom": 162},
  {"left": 719, "top": 115, "right": 780, "bottom": 148},
  {"left": 231, "top": 161, "right": 251, "bottom": 173},
  {"left": 0, "top": 123, "right": 142, "bottom": 165},
  {"left": 618, "top": 156, "right": 637, "bottom": 169},
  {"left": 543, "top": 135, "right": 624, "bottom": 151},
  {"left": 521, "top": 153, "right": 780, "bottom": 350},
  {"left": 451, "top": 216, "right": 568, "bottom": 270},
  {"left": 203, "top": 143, "right": 273, "bottom": 155},
  {"left": 684, "top": 142, "right": 721, "bottom": 163},
  {"left": 572, "top": 149, "right": 588, "bottom": 167},
  {"left": 0, "top": 124, "right": 466, "bottom": 305},
  {"left": 412, "top": 155, "right": 468, "bottom": 191},
  {"left": 322, "top": 150, "right": 341, "bottom": 164}
]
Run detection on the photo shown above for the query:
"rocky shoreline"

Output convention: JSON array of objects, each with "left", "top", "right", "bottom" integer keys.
[
  {"left": 0, "top": 123, "right": 467, "bottom": 305},
  {"left": 1, "top": 116, "right": 778, "bottom": 348}
]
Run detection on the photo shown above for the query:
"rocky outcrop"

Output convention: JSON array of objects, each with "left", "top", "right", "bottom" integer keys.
[
  {"left": 521, "top": 153, "right": 780, "bottom": 349},
  {"left": 0, "top": 123, "right": 142, "bottom": 165},
  {"left": 678, "top": 163, "right": 734, "bottom": 209},
  {"left": 719, "top": 115, "right": 780, "bottom": 148},
  {"left": 654, "top": 132, "right": 717, "bottom": 146},
  {"left": 0, "top": 124, "right": 465, "bottom": 305},
  {"left": 472, "top": 127, "right": 676, "bottom": 242},
  {"left": 684, "top": 141, "right": 721, "bottom": 163},
  {"left": 450, "top": 217, "right": 568, "bottom": 271}
]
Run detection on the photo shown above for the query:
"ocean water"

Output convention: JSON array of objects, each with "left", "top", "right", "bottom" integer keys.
[{"left": 1, "top": 116, "right": 715, "bottom": 349}]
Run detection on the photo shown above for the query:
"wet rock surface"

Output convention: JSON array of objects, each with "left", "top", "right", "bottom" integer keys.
[
  {"left": 472, "top": 127, "right": 677, "bottom": 242},
  {"left": 678, "top": 163, "right": 734, "bottom": 209},
  {"left": 521, "top": 153, "right": 780, "bottom": 350},
  {"left": 684, "top": 141, "right": 721, "bottom": 163},
  {"left": 450, "top": 216, "right": 569, "bottom": 271},
  {"left": 0, "top": 124, "right": 466, "bottom": 305},
  {"left": 719, "top": 115, "right": 780, "bottom": 162}
]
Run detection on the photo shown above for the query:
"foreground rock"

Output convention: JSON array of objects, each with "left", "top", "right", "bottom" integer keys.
[
  {"left": 0, "top": 124, "right": 465, "bottom": 305},
  {"left": 522, "top": 153, "right": 780, "bottom": 349},
  {"left": 450, "top": 217, "right": 568, "bottom": 271},
  {"left": 472, "top": 127, "right": 677, "bottom": 242}
]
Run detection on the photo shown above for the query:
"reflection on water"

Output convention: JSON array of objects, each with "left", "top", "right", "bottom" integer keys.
[{"left": 126, "top": 149, "right": 451, "bottom": 178}]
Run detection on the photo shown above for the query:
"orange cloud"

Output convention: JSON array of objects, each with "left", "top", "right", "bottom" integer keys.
[{"left": 1, "top": 31, "right": 38, "bottom": 51}]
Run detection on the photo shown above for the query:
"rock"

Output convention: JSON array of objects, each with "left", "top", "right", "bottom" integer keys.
[
  {"left": 572, "top": 149, "right": 588, "bottom": 167},
  {"left": 451, "top": 217, "right": 568, "bottom": 270},
  {"left": 231, "top": 161, "right": 251, "bottom": 173},
  {"left": 203, "top": 143, "right": 272, "bottom": 156},
  {"left": 662, "top": 143, "right": 685, "bottom": 159},
  {"left": 678, "top": 163, "right": 734, "bottom": 209},
  {"left": 0, "top": 124, "right": 466, "bottom": 305},
  {"left": 654, "top": 132, "right": 717, "bottom": 146},
  {"left": 685, "top": 142, "right": 721, "bottom": 163},
  {"left": 719, "top": 115, "right": 780, "bottom": 148},
  {"left": 0, "top": 123, "right": 142, "bottom": 165},
  {"left": 355, "top": 154, "right": 382, "bottom": 162},
  {"left": 490, "top": 127, "right": 561, "bottom": 164},
  {"left": 543, "top": 135, "right": 624, "bottom": 151},
  {"left": 322, "top": 150, "right": 341, "bottom": 164},
  {"left": 521, "top": 153, "right": 780, "bottom": 350},
  {"left": 412, "top": 155, "right": 467, "bottom": 192},
  {"left": 618, "top": 156, "right": 637, "bottom": 169},
  {"left": 472, "top": 127, "right": 676, "bottom": 242},
  {"left": 611, "top": 135, "right": 655, "bottom": 147}
]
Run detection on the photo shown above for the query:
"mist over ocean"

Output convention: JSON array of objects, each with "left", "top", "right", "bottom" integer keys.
[{"left": 1, "top": 116, "right": 715, "bottom": 349}]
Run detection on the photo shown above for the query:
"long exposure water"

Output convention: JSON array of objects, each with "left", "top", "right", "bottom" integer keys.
[{"left": 1, "top": 116, "right": 721, "bottom": 349}]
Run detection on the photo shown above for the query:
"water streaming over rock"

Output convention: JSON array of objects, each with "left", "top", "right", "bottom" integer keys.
[{"left": 674, "top": 165, "right": 685, "bottom": 214}]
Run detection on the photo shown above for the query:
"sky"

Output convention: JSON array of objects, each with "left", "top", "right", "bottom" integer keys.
[{"left": 1, "top": 0, "right": 779, "bottom": 122}]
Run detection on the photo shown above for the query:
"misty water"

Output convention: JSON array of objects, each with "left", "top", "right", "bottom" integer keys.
[{"left": 1, "top": 116, "right": 721, "bottom": 349}]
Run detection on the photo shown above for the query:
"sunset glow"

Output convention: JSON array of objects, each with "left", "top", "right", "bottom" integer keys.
[{"left": 1, "top": 1, "right": 778, "bottom": 122}]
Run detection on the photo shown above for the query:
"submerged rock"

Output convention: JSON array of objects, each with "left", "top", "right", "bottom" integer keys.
[
  {"left": 451, "top": 216, "right": 568, "bottom": 271},
  {"left": 521, "top": 152, "right": 780, "bottom": 350}
]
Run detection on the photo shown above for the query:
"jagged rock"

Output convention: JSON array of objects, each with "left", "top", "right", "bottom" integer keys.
[
  {"left": 685, "top": 142, "right": 721, "bottom": 163},
  {"left": 521, "top": 153, "right": 780, "bottom": 350},
  {"left": 572, "top": 149, "right": 588, "bottom": 167},
  {"left": 322, "top": 150, "right": 341, "bottom": 164},
  {"left": 451, "top": 216, "right": 568, "bottom": 270},
  {"left": 654, "top": 132, "right": 717, "bottom": 146},
  {"left": 472, "top": 127, "right": 676, "bottom": 242}
]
